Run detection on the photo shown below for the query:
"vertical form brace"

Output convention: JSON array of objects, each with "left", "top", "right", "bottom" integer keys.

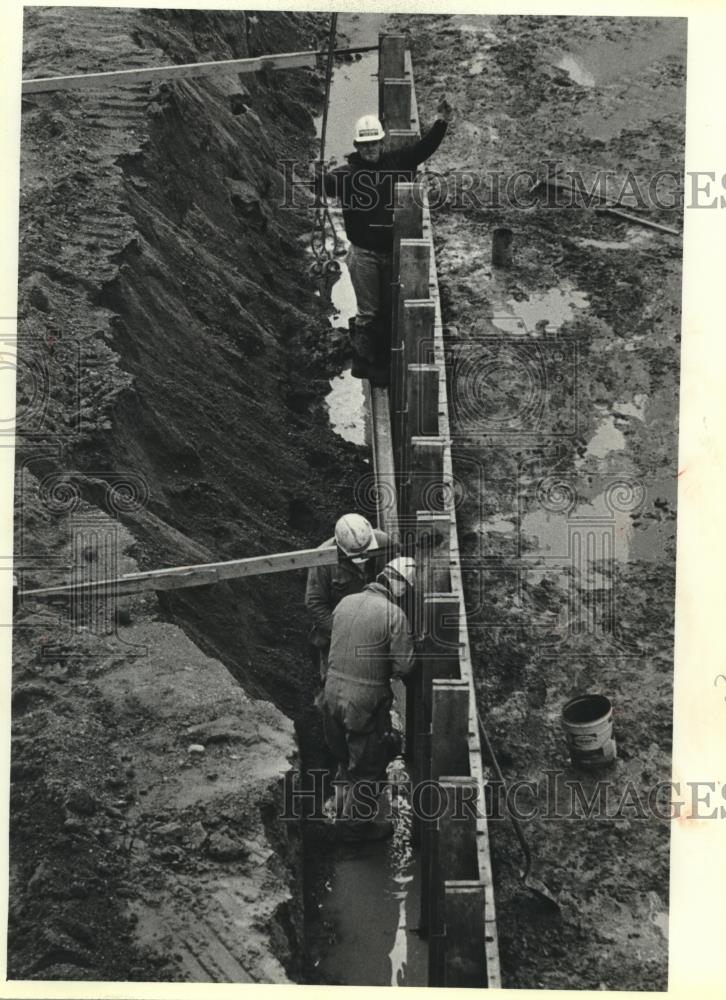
[
  {"left": 428, "top": 777, "right": 481, "bottom": 985},
  {"left": 398, "top": 239, "right": 431, "bottom": 300},
  {"left": 416, "top": 510, "right": 451, "bottom": 594},
  {"left": 386, "top": 128, "right": 418, "bottom": 152},
  {"left": 431, "top": 679, "right": 471, "bottom": 780},
  {"left": 443, "top": 881, "right": 489, "bottom": 987},
  {"left": 401, "top": 299, "right": 435, "bottom": 367},
  {"left": 381, "top": 78, "right": 412, "bottom": 131},
  {"left": 401, "top": 364, "right": 439, "bottom": 481},
  {"left": 408, "top": 436, "right": 446, "bottom": 517},
  {"left": 378, "top": 33, "right": 406, "bottom": 119}
]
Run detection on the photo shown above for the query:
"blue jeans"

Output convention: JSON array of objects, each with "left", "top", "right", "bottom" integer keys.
[{"left": 347, "top": 245, "right": 394, "bottom": 362}]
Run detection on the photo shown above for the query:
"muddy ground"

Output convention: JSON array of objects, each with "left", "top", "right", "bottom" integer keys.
[
  {"left": 11, "top": 7, "right": 684, "bottom": 990},
  {"left": 394, "top": 12, "right": 684, "bottom": 990},
  {"left": 12, "top": 7, "right": 363, "bottom": 982}
]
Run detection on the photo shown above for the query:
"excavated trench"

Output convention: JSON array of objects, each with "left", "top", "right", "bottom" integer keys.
[
  {"left": 11, "top": 7, "right": 383, "bottom": 983},
  {"left": 11, "top": 8, "right": 684, "bottom": 989}
]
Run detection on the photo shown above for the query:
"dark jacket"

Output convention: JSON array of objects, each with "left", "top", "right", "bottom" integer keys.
[
  {"left": 319, "top": 120, "right": 447, "bottom": 252},
  {"left": 305, "top": 528, "right": 393, "bottom": 647}
]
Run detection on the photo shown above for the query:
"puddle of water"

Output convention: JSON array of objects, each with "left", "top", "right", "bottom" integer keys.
[
  {"left": 338, "top": 11, "right": 390, "bottom": 49},
  {"left": 318, "top": 760, "right": 427, "bottom": 987},
  {"left": 489, "top": 281, "right": 590, "bottom": 335},
  {"left": 522, "top": 492, "right": 632, "bottom": 564},
  {"left": 553, "top": 21, "right": 686, "bottom": 140},
  {"left": 559, "top": 21, "right": 685, "bottom": 88},
  {"left": 326, "top": 365, "right": 368, "bottom": 447},
  {"left": 613, "top": 394, "right": 648, "bottom": 421},
  {"left": 314, "top": 47, "right": 376, "bottom": 447},
  {"left": 582, "top": 414, "right": 626, "bottom": 460},
  {"left": 557, "top": 54, "right": 595, "bottom": 87}
]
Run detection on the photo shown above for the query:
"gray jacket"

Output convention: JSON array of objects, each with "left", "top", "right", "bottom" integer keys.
[{"left": 326, "top": 581, "right": 415, "bottom": 691}]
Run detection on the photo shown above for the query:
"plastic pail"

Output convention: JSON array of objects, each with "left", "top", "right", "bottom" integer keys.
[{"left": 561, "top": 693, "right": 616, "bottom": 767}]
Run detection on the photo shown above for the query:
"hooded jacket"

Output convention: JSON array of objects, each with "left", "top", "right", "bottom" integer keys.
[
  {"left": 326, "top": 581, "right": 415, "bottom": 691},
  {"left": 318, "top": 120, "right": 447, "bottom": 252}
]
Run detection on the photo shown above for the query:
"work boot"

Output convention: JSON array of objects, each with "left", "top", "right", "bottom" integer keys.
[
  {"left": 350, "top": 317, "right": 376, "bottom": 364},
  {"left": 337, "top": 818, "right": 394, "bottom": 842}
]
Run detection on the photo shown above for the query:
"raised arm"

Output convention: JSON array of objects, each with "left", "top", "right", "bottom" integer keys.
[{"left": 396, "top": 96, "right": 454, "bottom": 170}]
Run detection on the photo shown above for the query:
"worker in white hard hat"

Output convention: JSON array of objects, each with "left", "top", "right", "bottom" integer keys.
[
  {"left": 305, "top": 513, "right": 395, "bottom": 681},
  {"left": 316, "top": 96, "right": 455, "bottom": 384},
  {"left": 320, "top": 556, "right": 417, "bottom": 841}
]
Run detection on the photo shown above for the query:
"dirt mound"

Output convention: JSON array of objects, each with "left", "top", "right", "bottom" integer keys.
[{"left": 13, "top": 8, "right": 366, "bottom": 982}]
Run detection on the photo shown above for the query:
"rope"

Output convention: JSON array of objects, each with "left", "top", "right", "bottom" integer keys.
[{"left": 310, "top": 13, "right": 345, "bottom": 274}]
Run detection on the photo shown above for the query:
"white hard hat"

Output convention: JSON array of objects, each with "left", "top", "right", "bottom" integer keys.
[
  {"left": 354, "top": 114, "right": 385, "bottom": 144},
  {"left": 381, "top": 556, "right": 416, "bottom": 588},
  {"left": 335, "top": 513, "right": 376, "bottom": 560}
]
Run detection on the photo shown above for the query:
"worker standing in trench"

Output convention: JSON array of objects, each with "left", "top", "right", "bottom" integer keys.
[
  {"left": 305, "top": 513, "right": 393, "bottom": 680},
  {"left": 321, "top": 556, "right": 417, "bottom": 842},
  {"left": 315, "top": 97, "right": 454, "bottom": 384}
]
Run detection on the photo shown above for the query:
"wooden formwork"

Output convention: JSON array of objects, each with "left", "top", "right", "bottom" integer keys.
[{"left": 370, "top": 35, "right": 502, "bottom": 989}]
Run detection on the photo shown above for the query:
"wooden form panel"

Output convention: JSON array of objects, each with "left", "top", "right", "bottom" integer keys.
[{"left": 378, "top": 35, "right": 501, "bottom": 990}]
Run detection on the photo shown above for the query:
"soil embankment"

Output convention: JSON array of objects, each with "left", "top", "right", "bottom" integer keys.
[
  {"left": 395, "top": 13, "right": 683, "bottom": 990},
  {"left": 12, "top": 8, "right": 364, "bottom": 982}
]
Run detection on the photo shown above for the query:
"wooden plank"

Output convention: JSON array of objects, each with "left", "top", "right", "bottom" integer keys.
[
  {"left": 379, "top": 34, "right": 407, "bottom": 80},
  {"left": 367, "top": 385, "right": 400, "bottom": 544},
  {"left": 409, "top": 436, "right": 446, "bottom": 517},
  {"left": 20, "top": 544, "right": 343, "bottom": 600},
  {"left": 429, "top": 778, "right": 481, "bottom": 985},
  {"left": 416, "top": 511, "right": 451, "bottom": 593},
  {"left": 399, "top": 239, "right": 431, "bottom": 300},
  {"left": 385, "top": 129, "right": 417, "bottom": 153},
  {"left": 382, "top": 78, "right": 412, "bottom": 130},
  {"left": 443, "top": 881, "right": 488, "bottom": 987},
  {"left": 400, "top": 364, "right": 439, "bottom": 481},
  {"left": 378, "top": 34, "right": 406, "bottom": 120},
  {"left": 401, "top": 299, "right": 435, "bottom": 367},
  {"left": 407, "top": 364, "right": 439, "bottom": 439},
  {"left": 22, "top": 49, "right": 318, "bottom": 94},
  {"left": 394, "top": 182, "right": 424, "bottom": 240},
  {"left": 431, "top": 680, "right": 470, "bottom": 779},
  {"left": 405, "top": 44, "right": 502, "bottom": 990}
]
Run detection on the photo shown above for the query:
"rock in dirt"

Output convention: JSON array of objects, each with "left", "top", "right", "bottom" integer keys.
[
  {"left": 62, "top": 818, "right": 87, "bottom": 834},
  {"left": 206, "top": 831, "right": 249, "bottom": 862},
  {"left": 186, "top": 715, "right": 244, "bottom": 743},
  {"left": 186, "top": 821, "right": 208, "bottom": 851},
  {"left": 63, "top": 786, "right": 98, "bottom": 816},
  {"left": 187, "top": 744, "right": 206, "bottom": 755},
  {"left": 152, "top": 821, "right": 184, "bottom": 839},
  {"left": 27, "top": 859, "right": 55, "bottom": 895}
]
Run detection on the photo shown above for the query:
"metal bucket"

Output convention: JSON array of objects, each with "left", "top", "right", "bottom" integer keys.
[{"left": 561, "top": 693, "right": 616, "bottom": 768}]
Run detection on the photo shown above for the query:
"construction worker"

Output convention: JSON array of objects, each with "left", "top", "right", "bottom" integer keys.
[
  {"left": 316, "top": 97, "right": 454, "bottom": 383},
  {"left": 305, "top": 513, "right": 393, "bottom": 681},
  {"left": 321, "top": 555, "right": 417, "bottom": 841}
]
